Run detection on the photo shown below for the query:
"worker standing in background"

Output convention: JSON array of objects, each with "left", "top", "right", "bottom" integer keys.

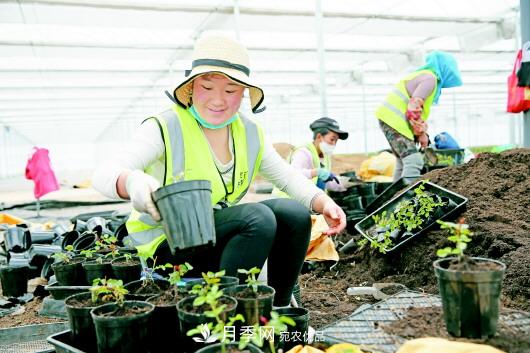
[
  {"left": 273, "top": 117, "right": 349, "bottom": 196},
  {"left": 375, "top": 51, "right": 462, "bottom": 181},
  {"left": 92, "top": 33, "right": 346, "bottom": 307}
]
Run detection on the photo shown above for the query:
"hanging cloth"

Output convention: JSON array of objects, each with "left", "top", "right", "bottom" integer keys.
[{"left": 25, "top": 147, "right": 60, "bottom": 199}]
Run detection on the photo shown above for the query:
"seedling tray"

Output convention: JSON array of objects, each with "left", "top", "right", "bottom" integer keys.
[
  {"left": 355, "top": 181, "right": 468, "bottom": 253},
  {"left": 45, "top": 282, "right": 90, "bottom": 300},
  {"left": 47, "top": 330, "right": 87, "bottom": 353}
]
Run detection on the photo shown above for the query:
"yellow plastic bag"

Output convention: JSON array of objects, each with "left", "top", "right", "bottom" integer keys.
[
  {"left": 358, "top": 151, "right": 396, "bottom": 181},
  {"left": 326, "top": 343, "right": 364, "bottom": 353},
  {"left": 396, "top": 337, "right": 506, "bottom": 353}
]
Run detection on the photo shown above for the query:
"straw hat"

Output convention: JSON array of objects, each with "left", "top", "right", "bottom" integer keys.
[{"left": 173, "top": 34, "right": 265, "bottom": 113}]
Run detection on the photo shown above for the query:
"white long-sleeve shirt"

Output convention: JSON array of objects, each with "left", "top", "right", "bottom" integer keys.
[{"left": 92, "top": 118, "right": 323, "bottom": 209}]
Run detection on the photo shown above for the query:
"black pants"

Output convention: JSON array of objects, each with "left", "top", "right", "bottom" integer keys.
[{"left": 154, "top": 198, "right": 312, "bottom": 306}]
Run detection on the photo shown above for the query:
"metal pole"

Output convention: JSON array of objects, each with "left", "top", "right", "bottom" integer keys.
[
  {"left": 233, "top": 0, "right": 241, "bottom": 41},
  {"left": 315, "top": 0, "right": 328, "bottom": 117},
  {"left": 361, "top": 80, "right": 368, "bottom": 153},
  {"left": 519, "top": 0, "right": 530, "bottom": 147}
]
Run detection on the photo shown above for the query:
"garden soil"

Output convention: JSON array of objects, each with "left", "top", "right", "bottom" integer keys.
[
  {"left": 301, "top": 149, "right": 530, "bottom": 331},
  {"left": 382, "top": 306, "right": 530, "bottom": 353}
]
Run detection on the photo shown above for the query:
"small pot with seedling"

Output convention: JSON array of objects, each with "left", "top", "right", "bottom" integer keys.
[
  {"left": 147, "top": 262, "right": 193, "bottom": 353},
  {"left": 51, "top": 245, "right": 86, "bottom": 286},
  {"left": 111, "top": 252, "right": 142, "bottom": 284},
  {"left": 82, "top": 234, "right": 122, "bottom": 284},
  {"left": 225, "top": 267, "right": 275, "bottom": 326},
  {"left": 90, "top": 278, "right": 154, "bottom": 353},
  {"left": 178, "top": 271, "right": 239, "bottom": 352},
  {"left": 124, "top": 255, "right": 170, "bottom": 300},
  {"left": 185, "top": 271, "right": 239, "bottom": 294},
  {"left": 64, "top": 278, "right": 122, "bottom": 351},
  {"left": 433, "top": 218, "right": 506, "bottom": 338}
]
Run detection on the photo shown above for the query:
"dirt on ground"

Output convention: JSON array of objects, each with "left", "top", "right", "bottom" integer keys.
[
  {"left": 1, "top": 149, "right": 528, "bottom": 353},
  {"left": 382, "top": 306, "right": 530, "bottom": 353},
  {"left": 300, "top": 148, "right": 530, "bottom": 333},
  {"left": 0, "top": 297, "right": 64, "bottom": 329}
]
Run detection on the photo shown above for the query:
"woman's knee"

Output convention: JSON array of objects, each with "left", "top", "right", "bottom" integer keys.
[
  {"left": 263, "top": 199, "right": 312, "bottom": 235},
  {"left": 239, "top": 202, "right": 277, "bottom": 237}
]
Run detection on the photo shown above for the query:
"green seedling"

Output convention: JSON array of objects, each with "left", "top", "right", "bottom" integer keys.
[
  {"left": 123, "top": 253, "right": 133, "bottom": 262},
  {"left": 243, "top": 311, "right": 295, "bottom": 353},
  {"left": 90, "top": 278, "right": 128, "bottom": 306},
  {"left": 238, "top": 267, "right": 262, "bottom": 293},
  {"left": 80, "top": 248, "right": 96, "bottom": 260},
  {"left": 190, "top": 270, "right": 227, "bottom": 297},
  {"left": 168, "top": 262, "right": 193, "bottom": 286},
  {"left": 187, "top": 283, "right": 244, "bottom": 353},
  {"left": 436, "top": 218, "right": 473, "bottom": 263},
  {"left": 52, "top": 245, "right": 75, "bottom": 263},
  {"left": 367, "top": 181, "right": 446, "bottom": 254}
]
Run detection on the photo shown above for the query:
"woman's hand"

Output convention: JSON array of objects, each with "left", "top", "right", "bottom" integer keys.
[{"left": 313, "top": 194, "right": 346, "bottom": 235}]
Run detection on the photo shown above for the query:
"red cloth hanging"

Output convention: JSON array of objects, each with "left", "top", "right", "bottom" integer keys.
[
  {"left": 507, "top": 50, "right": 530, "bottom": 113},
  {"left": 25, "top": 147, "right": 60, "bottom": 199}
]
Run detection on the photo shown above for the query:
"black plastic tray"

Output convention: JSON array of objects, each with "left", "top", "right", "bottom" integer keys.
[
  {"left": 47, "top": 330, "right": 87, "bottom": 353},
  {"left": 355, "top": 181, "right": 468, "bottom": 253},
  {"left": 45, "top": 282, "right": 90, "bottom": 300},
  {"left": 365, "top": 177, "right": 416, "bottom": 215}
]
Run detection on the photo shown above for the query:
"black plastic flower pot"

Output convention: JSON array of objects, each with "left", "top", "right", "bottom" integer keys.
[
  {"left": 90, "top": 300, "right": 154, "bottom": 353},
  {"left": 225, "top": 285, "right": 275, "bottom": 326},
  {"left": 146, "top": 292, "right": 182, "bottom": 353},
  {"left": 73, "top": 219, "right": 88, "bottom": 233},
  {"left": 184, "top": 275, "right": 239, "bottom": 294},
  {"left": 124, "top": 278, "right": 170, "bottom": 301},
  {"left": 61, "top": 231, "right": 80, "bottom": 250},
  {"left": 152, "top": 180, "right": 216, "bottom": 255},
  {"left": 4, "top": 226, "right": 31, "bottom": 253},
  {"left": 343, "top": 195, "right": 363, "bottom": 211},
  {"left": 274, "top": 307, "right": 310, "bottom": 351},
  {"left": 52, "top": 258, "right": 86, "bottom": 286},
  {"left": 433, "top": 257, "right": 506, "bottom": 339},
  {"left": 177, "top": 295, "right": 238, "bottom": 353},
  {"left": 111, "top": 255, "right": 142, "bottom": 284},
  {"left": 45, "top": 282, "right": 91, "bottom": 300},
  {"left": 65, "top": 292, "right": 97, "bottom": 352},
  {"left": 195, "top": 342, "right": 264, "bottom": 353},
  {"left": 358, "top": 182, "right": 376, "bottom": 197},
  {"left": 0, "top": 265, "right": 29, "bottom": 297},
  {"left": 82, "top": 259, "right": 112, "bottom": 285},
  {"left": 72, "top": 232, "right": 96, "bottom": 252}
]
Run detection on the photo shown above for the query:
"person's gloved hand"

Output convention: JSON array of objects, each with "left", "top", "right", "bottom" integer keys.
[
  {"left": 409, "top": 118, "right": 428, "bottom": 136},
  {"left": 317, "top": 168, "right": 339, "bottom": 184},
  {"left": 405, "top": 97, "right": 424, "bottom": 121},
  {"left": 417, "top": 133, "right": 429, "bottom": 148},
  {"left": 126, "top": 170, "right": 161, "bottom": 221}
]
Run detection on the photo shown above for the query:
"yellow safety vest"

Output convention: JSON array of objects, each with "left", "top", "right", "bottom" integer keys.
[
  {"left": 125, "top": 105, "right": 264, "bottom": 258},
  {"left": 375, "top": 70, "right": 438, "bottom": 140},
  {"left": 272, "top": 142, "right": 331, "bottom": 198}
]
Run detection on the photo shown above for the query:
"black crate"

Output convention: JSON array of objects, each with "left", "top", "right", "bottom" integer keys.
[{"left": 355, "top": 181, "right": 468, "bottom": 253}]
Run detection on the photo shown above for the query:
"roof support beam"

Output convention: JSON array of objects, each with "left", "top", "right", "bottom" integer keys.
[{"left": 8, "top": 0, "right": 503, "bottom": 24}]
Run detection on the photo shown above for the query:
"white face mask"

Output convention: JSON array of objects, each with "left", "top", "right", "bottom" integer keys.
[{"left": 319, "top": 141, "right": 336, "bottom": 155}]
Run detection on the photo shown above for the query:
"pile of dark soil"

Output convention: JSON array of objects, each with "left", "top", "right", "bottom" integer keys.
[
  {"left": 382, "top": 306, "right": 530, "bottom": 353},
  {"left": 301, "top": 149, "right": 530, "bottom": 329}
]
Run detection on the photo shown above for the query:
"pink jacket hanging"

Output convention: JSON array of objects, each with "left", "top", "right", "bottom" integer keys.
[{"left": 25, "top": 147, "right": 60, "bottom": 199}]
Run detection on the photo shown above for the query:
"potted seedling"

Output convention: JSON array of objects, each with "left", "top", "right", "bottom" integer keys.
[
  {"left": 124, "top": 255, "right": 170, "bottom": 300},
  {"left": 433, "top": 218, "right": 506, "bottom": 338},
  {"left": 51, "top": 245, "right": 86, "bottom": 285},
  {"left": 186, "top": 284, "right": 259, "bottom": 353},
  {"left": 179, "top": 277, "right": 239, "bottom": 353},
  {"left": 90, "top": 278, "right": 154, "bottom": 353},
  {"left": 111, "top": 252, "right": 142, "bottom": 284},
  {"left": 80, "top": 247, "right": 112, "bottom": 285},
  {"left": 64, "top": 278, "right": 123, "bottom": 351},
  {"left": 147, "top": 262, "right": 193, "bottom": 353},
  {"left": 225, "top": 267, "right": 275, "bottom": 326},
  {"left": 185, "top": 269, "right": 239, "bottom": 293}
]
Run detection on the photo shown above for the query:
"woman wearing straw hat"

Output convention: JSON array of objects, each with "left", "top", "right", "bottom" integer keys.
[
  {"left": 376, "top": 51, "right": 462, "bottom": 181},
  {"left": 93, "top": 33, "right": 346, "bottom": 307}
]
